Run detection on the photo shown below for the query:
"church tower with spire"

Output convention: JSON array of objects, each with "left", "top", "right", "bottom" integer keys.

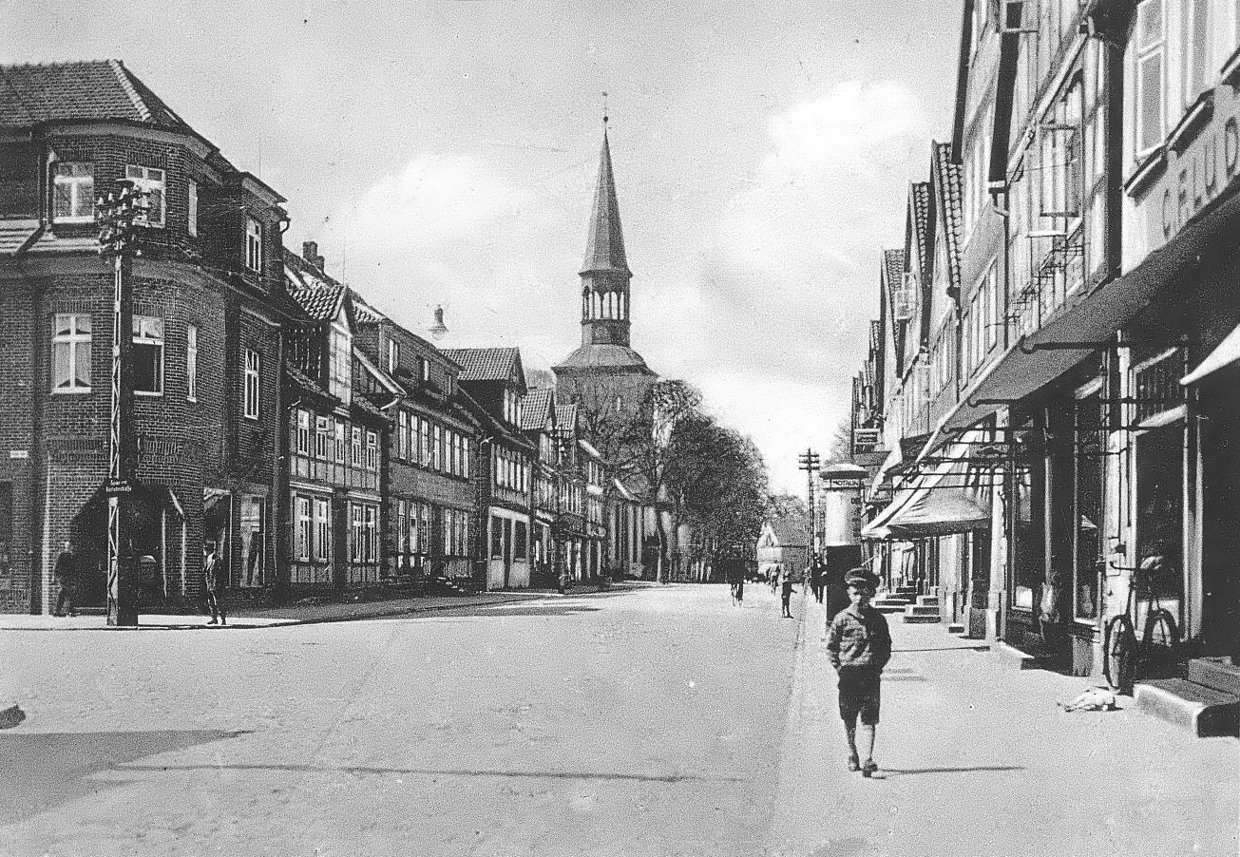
[{"left": 554, "top": 120, "right": 657, "bottom": 407}]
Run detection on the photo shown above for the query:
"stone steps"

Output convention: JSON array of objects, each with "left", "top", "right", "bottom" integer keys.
[
  {"left": 903, "top": 604, "right": 940, "bottom": 624},
  {"left": 1189, "top": 657, "right": 1240, "bottom": 698},
  {"left": 1135, "top": 678, "right": 1240, "bottom": 738}
]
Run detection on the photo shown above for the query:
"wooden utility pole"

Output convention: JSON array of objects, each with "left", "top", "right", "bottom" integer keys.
[
  {"left": 797, "top": 448, "right": 820, "bottom": 560},
  {"left": 97, "top": 180, "right": 143, "bottom": 627}
]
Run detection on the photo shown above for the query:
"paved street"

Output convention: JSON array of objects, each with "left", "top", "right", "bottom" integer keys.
[{"left": 0, "top": 584, "right": 1234, "bottom": 857}]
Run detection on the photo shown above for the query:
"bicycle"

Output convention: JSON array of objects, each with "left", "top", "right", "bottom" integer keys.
[{"left": 1102, "top": 554, "right": 1180, "bottom": 693}]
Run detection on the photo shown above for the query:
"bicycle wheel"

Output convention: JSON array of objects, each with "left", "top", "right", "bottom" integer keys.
[
  {"left": 1141, "top": 609, "right": 1180, "bottom": 677},
  {"left": 1103, "top": 614, "right": 1137, "bottom": 693}
]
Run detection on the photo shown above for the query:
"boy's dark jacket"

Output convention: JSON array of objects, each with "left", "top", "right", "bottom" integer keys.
[{"left": 826, "top": 605, "right": 892, "bottom": 671}]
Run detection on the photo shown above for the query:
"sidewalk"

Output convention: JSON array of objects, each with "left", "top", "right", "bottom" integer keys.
[
  {"left": 764, "top": 592, "right": 1237, "bottom": 857},
  {"left": 0, "top": 580, "right": 650, "bottom": 631}
]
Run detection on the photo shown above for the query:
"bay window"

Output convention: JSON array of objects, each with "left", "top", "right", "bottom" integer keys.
[
  {"left": 52, "top": 162, "right": 94, "bottom": 223},
  {"left": 132, "top": 315, "right": 164, "bottom": 395},
  {"left": 126, "top": 165, "right": 165, "bottom": 227},
  {"left": 52, "top": 313, "right": 91, "bottom": 392}
]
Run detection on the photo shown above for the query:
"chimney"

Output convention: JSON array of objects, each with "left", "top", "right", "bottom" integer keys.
[{"left": 302, "top": 240, "right": 325, "bottom": 271}]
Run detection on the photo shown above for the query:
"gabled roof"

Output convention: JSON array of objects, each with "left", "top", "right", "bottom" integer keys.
[
  {"left": 441, "top": 347, "right": 523, "bottom": 385},
  {"left": 0, "top": 60, "right": 192, "bottom": 131},
  {"left": 284, "top": 248, "right": 347, "bottom": 322},
  {"left": 908, "top": 182, "right": 933, "bottom": 279},
  {"left": 882, "top": 249, "right": 905, "bottom": 297},
  {"left": 930, "top": 141, "right": 964, "bottom": 296},
  {"left": 580, "top": 130, "right": 630, "bottom": 276},
  {"left": 520, "top": 387, "right": 554, "bottom": 431},
  {"left": 353, "top": 347, "right": 403, "bottom": 397},
  {"left": 350, "top": 294, "right": 387, "bottom": 325},
  {"left": 555, "top": 402, "right": 579, "bottom": 429},
  {"left": 764, "top": 516, "right": 811, "bottom": 547}
]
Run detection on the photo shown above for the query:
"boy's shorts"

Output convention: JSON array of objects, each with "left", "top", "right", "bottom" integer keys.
[{"left": 837, "top": 668, "right": 881, "bottom": 725}]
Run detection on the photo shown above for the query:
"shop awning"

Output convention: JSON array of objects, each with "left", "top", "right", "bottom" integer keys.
[
  {"left": 884, "top": 488, "right": 990, "bottom": 540},
  {"left": 861, "top": 440, "right": 976, "bottom": 541},
  {"left": 919, "top": 176, "right": 1240, "bottom": 461},
  {"left": 1182, "top": 320, "right": 1240, "bottom": 385}
]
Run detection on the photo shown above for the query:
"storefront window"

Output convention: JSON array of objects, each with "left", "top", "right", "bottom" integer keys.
[
  {"left": 1073, "top": 394, "right": 1103, "bottom": 620},
  {"left": 239, "top": 495, "right": 264, "bottom": 588},
  {"left": 1135, "top": 421, "right": 1184, "bottom": 609},
  {"left": 1012, "top": 420, "right": 1044, "bottom": 610}
]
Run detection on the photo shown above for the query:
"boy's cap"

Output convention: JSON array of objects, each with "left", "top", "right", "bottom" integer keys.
[{"left": 845, "top": 569, "right": 879, "bottom": 590}]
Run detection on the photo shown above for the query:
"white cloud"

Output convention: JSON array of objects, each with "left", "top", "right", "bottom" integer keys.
[{"left": 644, "top": 81, "right": 934, "bottom": 491}]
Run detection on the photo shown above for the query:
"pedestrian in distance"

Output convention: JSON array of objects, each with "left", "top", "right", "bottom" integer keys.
[
  {"left": 558, "top": 568, "right": 571, "bottom": 595},
  {"left": 731, "top": 573, "right": 744, "bottom": 607},
  {"left": 814, "top": 561, "right": 827, "bottom": 604},
  {"left": 53, "top": 540, "right": 79, "bottom": 617},
  {"left": 779, "top": 565, "right": 795, "bottom": 618},
  {"left": 825, "top": 569, "right": 892, "bottom": 777},
  {"left": 202, "top": 540, "right": 226, "bottom": 626}
]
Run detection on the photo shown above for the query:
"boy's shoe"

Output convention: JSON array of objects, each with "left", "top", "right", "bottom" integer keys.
[
  {"left": 861, "top": 760, "right": 878, "bottom": 778},
  {"left": 846, "top": 756, "right": 860, "bottom": 772}
]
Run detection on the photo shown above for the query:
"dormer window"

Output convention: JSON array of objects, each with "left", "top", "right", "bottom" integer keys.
[
  {"left": 126, "top": 165, "right": 165, "bottom": 227},
  {"left": 52, "top": 162, "right": 94, "bottom": 223},
  {"left": 328, "top": 323, "right": 352, "bottom": 405},
  {"left": 245, "top": 216, "right": 263, "bottom": 272}
]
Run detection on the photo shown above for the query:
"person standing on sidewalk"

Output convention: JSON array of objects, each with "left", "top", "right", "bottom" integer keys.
[
  {"left": 779, "top": 565, "right": 795, "bottom": 618},
  {"left": 202, "top": 541, "right": 226, "bottom": 626},
  {"left": 825, "top": 569, "right": 891, "bottom": 777},
  {"left": 53, "top": 541, "right": 79, "bottom": 617}
]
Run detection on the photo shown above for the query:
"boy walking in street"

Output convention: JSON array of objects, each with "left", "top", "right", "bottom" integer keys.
[
  {"left": 825, "top": 569, "right": 891, "bottom": 777},
  {"left": 779, "top": 565, "right": 794, "bottom": 618}
]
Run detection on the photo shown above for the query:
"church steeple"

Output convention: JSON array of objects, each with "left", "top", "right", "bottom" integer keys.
[{"left": 579, "top": 120, "right": 633, "bottom": 348}]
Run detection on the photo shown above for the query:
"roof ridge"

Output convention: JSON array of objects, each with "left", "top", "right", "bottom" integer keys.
[
  {"left": 0, "top": 59, "right": 115, "bottom": 70},
  {"left": 107, "top": 59, "right": 150, "bottom": 121}
]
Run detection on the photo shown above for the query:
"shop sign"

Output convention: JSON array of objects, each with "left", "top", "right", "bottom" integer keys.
[{"left": 1136, "top": 86, "right": 1240, "bottom": 252}]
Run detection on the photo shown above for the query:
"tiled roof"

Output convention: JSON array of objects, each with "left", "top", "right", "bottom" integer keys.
[
  {"left": 882, "top": 248, "right": 904, "bottom": 299},
  {"left": 0, "top": 60, "right": 190, "bottom": 131},
  {"left": 520, "top": 388, "right": 554, "bottom": 431},
  {"left": 440, "top": 347, "right": 520, "bottom": 383},
  {"left": 553, "top": 343, "right": 653, "bottom": 373},
  {"left": 284, "top": 248, "right": 346, "bottom": 322},
  {"left": 284, "top": 364, "right": 330, "bottom": 400},
  {"left": 908, "top": 182, "right": 932, "bottom": 278},
  {"left": 931, "top": 141, "right": 963, "bottom": 294},
  {"left": 767, "top": 516, "right": 811, "bottom": 546},
  {"left": 555, "top": 403, "right": 578, "bottom": 432},
  {"left": 352, "top": 394, "right": 391, "bottom": 424},
  {"left": 350, "top": 294, "right": 386, "bottom": 325}
]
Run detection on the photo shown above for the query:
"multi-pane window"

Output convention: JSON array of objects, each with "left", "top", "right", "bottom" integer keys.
[
  {"left": 132, "top": 316, "right": 164, "bottom": 395},
  {"left": 52, "top": 313, "right": 91, "bottom": 392},
  {"left": 1039, "top": 77, "right": 1083, "bottom": 219},
  {"left": 187, "top": 180, "right": 198, "bottom": 237},
  {"left": 388, "top": 339, "right": 400, "bottom": 373},
  {"left": 186, "top": 324, "right": 198, "bottom": 401},
  {"left": 351, "top": 427, "right": 363, "bottom": 467},
  {"left": 126, "top": 165, "right": 165, "bottom": 227},
  {"left": 1183, "top": 0, "right": 1210, "bottom": 107},
  {"left": 296, "top": 410, "right": 311, "bottom": 455},
  {"left": 462, "top": 438, "right": 471, "bottom": 478},
  {"left": 366, "top": 431, "right": 378, "bottom": 471},
  {"left": 313, "top": 498, "right": 331, "bottom": 562},
  {"left": 243, "top": 349, "right": 260, "bottom": 419},
  {"left": 398, "top": 411, "right": 410, "bottom": 460},
  {"left": 432, "top": 425, "right": 442, "bottom": 470},
  {"left": 419, "top": 503, "right": 431, "bottom": 554},
  {"left": 1135, "top": 0, "right": 1165, "bottom": 156},
  {"left": 315, "top": 416, "right": 330, "bottom": 459},
  {"left": 52, "top": 162, "right": 94, "bottom": 223},
  {"left": 419, "top": 417, "right": 431, "bottom": 466},
  {"left": 245, "top": 216, "right": 263, "bottom": 272},
  {"left": 396, "top": 500, "right": 409, "bottom": 560},
  {"left": 514, "top": 520, "right": 527, "bottom": 560},
  {"left": 295, "top": 496, "right": 312, "bottom": 561},
  {"left": 329, "top": 325, "right": 351, "bottom": 405}
]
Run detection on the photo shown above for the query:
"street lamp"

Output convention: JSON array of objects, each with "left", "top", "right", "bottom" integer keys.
[
  {"left": 96, "top": 180, "right": 144, "bottom": 627},
  {"left": 550, "top": 425, "right": 574, "bottom": 587}
]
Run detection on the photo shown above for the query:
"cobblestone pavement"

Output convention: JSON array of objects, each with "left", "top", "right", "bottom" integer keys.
[{"left": 0, "top": 584, "right": 1233, "bottom": 857}]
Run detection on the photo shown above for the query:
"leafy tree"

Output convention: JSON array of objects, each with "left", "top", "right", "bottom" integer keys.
[{"left": 665, "top": 411, "right": 769, "bottom": 575}]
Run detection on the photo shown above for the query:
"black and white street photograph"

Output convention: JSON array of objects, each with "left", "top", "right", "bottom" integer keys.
[{"left": 0, "top": 1, "right": 1237, "bottom": 854}]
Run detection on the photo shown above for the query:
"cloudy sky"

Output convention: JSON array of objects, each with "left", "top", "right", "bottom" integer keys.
[{"left": 4, "top": 0, "right": 960, "bottom": 493}]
